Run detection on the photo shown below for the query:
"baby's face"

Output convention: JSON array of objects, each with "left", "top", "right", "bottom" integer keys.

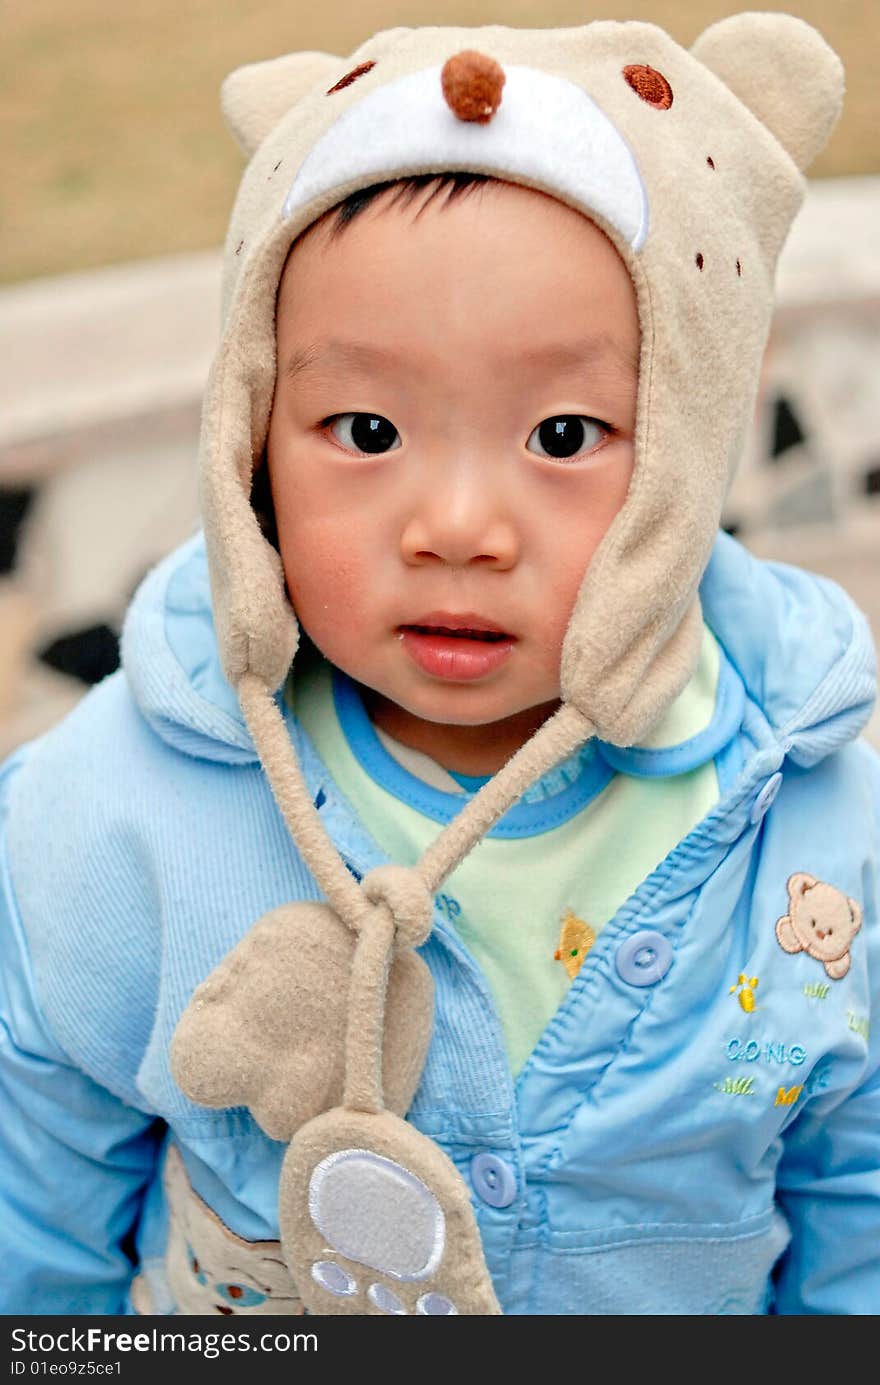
[{"left": 266, "top": 180, "right": 639, "bottom": 771}]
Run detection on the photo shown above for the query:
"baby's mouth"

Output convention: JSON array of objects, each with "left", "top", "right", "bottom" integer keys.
[
  {"left": 401, "top": 624, "right": 510, "bottom": 643},
  {"left": 399, "top": 611, "right": 514, "bottom": 642},
  {"left": 397, "top": 616, "right": 516, "bottom": 681}
]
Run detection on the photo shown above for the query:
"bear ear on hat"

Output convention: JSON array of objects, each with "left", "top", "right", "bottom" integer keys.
[
  {"left": 221, "top": 50, "right": 345, "bottom": 156},
  {"left": 691, "top": 11, "right": 844, "bottom": 172}
]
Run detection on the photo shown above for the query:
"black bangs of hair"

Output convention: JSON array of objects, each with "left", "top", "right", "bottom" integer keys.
[{"left": 328, "top": 171, "right": 495, "bottom": 236}]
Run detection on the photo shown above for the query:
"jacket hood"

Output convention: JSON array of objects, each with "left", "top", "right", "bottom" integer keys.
[{"left": 121, "top": 529, "right": 876, "bottom": 776}]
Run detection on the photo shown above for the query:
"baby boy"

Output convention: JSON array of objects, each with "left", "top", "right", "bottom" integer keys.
[{"left": 1, "top": 14, "right": 878, "bottom": 1317}]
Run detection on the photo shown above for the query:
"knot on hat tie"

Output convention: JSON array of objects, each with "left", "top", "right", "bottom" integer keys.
[
  {"left": 441, "top": 50, "right": 505, "bottom": 124},
  {"left": 362, "top": 865, "right": 434, "bottom": 951}
]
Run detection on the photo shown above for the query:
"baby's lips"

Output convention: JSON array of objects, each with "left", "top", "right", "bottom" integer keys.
[
  {"left": 400, "top": 609, "right": 514, "bottom": 640},
  {"left": 401, "top": 625, "right": 513, "bottom": 643}
]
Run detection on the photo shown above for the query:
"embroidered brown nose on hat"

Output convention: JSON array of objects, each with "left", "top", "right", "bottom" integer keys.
[
  {"left": 441, "top": 49, "right": 506, "bottom": 122},
  {"left": 170, "top": 13, "right": 844, "bottom": 1314}
]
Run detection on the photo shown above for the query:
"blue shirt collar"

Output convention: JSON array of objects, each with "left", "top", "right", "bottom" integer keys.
[{"left": 328, "top": 646, "right": 744, "bottom": 838}]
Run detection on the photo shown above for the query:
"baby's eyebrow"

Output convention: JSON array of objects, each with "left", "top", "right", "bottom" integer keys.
[
  {"left": 283, "top": 339, "right": 404, "bottom": 382},
  {"left": 514, "top": 337, "right": 639, "bottom": 377},
  {"left": 283, "top": 335, "right": 637, "bottom": 382}
]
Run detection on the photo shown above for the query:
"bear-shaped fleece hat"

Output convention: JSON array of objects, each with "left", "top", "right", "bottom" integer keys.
[{"left": 172, "top": 14, "right": 844, "bottom": 1315}]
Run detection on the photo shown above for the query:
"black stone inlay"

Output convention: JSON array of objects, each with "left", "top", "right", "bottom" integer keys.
[
  {"left": 38, "top": 624, "right": 120, "bottom": 685},
  {"left": 0, "top": 487, "right": 36, "bottom": 575},
  {"left": 770, "top": 395, "right": 805, "bottom": 460}
]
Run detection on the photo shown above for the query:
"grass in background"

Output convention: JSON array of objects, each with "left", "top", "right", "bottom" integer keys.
[{"left": 2, "top": 0, "right": 877, "bottom": 283}]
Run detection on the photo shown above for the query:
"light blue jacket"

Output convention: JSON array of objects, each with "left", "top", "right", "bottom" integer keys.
[{"left": 1, "top": 529, "right": 878, "bottom": 1315}]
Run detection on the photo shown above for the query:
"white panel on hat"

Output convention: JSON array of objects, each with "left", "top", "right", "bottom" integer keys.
[{"left": 283, "top": 64, "right": 649, "bottom": 251}]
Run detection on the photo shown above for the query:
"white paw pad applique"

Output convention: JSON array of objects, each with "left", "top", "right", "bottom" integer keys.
[
  {"left": 278, "top": 1110, "right": 502, "bottom": 1314},
  {"left": 306, "top": 1150, "right": 457, "bottom": 1315},
  {"left": 776, "top": 873, "right": 862, "bottom": 980}
]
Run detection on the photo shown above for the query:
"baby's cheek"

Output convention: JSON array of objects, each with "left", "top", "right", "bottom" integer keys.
[
  {"left": 543, "top": 567, "right": 588, "bottom": 649},
  {"left": 281, "top": 525, "right": 371, "bottom": 642}
]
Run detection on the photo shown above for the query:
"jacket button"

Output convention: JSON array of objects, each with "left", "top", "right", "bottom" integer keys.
[
  {"left": 615, "top": 930, "right": 673, "bottom": 987},
  {"left": 749, "top": 771, "right": 783, "bottom": 825},
  {"left": 470, "top": 1152, "right": 517, "bottom": 1208}
]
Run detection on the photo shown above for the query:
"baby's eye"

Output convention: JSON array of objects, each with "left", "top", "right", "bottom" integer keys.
[
  {"left": 526, "top": 415, "right": 609, "bottom": 461},
  {"left": 328, "top": 412, "right": 400, "bottom": 455}
]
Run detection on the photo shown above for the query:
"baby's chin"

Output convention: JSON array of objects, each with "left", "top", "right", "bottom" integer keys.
[
  {"left": 362, "top": 681, "right": 561, "bottom": 729},
  {"left": 361, "top": 684, "right": 565, "bottom": 777}
]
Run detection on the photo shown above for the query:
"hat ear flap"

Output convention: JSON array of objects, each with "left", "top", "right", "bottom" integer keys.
[
  {"left": 221, "top": 50, "right": 345, "bottom": 156},
  {"left": 691, "top": 12, "right": 843, "bottom": 172}
]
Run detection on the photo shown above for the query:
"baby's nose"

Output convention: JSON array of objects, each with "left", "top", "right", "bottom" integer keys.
[
  {"left": 400, "top": 515, "right": 518, "bottom": 570},
  {"left": 441, "top": 51, "right": 505, "bottom": 124},
  {"left": 399, "top": 475, "right": 518, "bottom": 570}
]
